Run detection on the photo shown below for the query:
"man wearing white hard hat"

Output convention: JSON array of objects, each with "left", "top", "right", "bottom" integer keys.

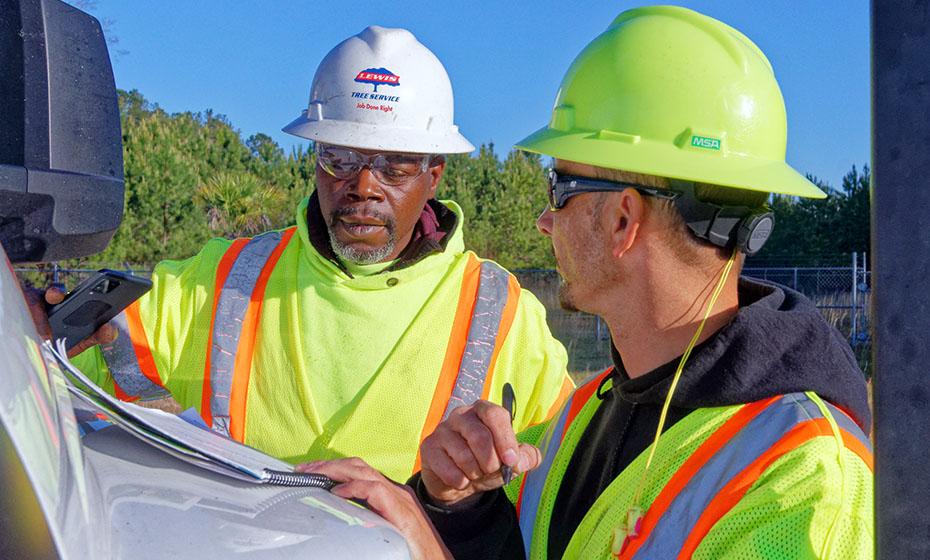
[{"left": 72, "top": 26, "right": 572, "bottom": 482}]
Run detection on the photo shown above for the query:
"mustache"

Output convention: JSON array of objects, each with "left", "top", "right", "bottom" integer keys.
[{"left": 329, "top": 206, "right": 396, "bottom": 232}]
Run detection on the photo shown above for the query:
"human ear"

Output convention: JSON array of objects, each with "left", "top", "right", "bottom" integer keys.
[
  {"left": 608, "top": 189, "right": 645, "bottom": 259},
  {"left": 426, "top": 157, "right": 446, "bottom": 198}
]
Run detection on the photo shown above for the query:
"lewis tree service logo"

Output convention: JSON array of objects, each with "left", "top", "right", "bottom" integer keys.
[{"left": 354, "top": 68, "right": 400, "bottom": 92}]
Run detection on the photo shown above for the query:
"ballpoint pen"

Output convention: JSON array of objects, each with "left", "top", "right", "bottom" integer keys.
[{"left": 500, "top": 382, "right": 517, "bottom": 485}]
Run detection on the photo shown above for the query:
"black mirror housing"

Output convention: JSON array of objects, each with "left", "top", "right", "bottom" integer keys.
[{"left": 0, "top": 0, "right": 124, "bottom": 263}]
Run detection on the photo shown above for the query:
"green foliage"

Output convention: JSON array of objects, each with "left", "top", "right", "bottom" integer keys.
[
  {"left": 196, "top": 171, "right": 289, "bottom": 238},
  {"left": 62, "top": 89, "right": 869, "bottom": 272},
  {"left": 751, "top": 166, "right": 871, "bottom": 266},
  {"left": 63, "top": 90, "right": 316, "bottom": 267},
  {"left": 440, "top": 145, "right": 554, "bottom": 268}
]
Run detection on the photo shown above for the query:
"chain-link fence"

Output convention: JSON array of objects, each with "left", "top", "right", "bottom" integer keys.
[
  {"left": 15, "top": 252, "right": 872, "bottom": 377},
  {"left": 744, "top": 252, "right": 871, "bottom": 345},
  {"left": 744, "top": 252, "right": 871, "bottom": 376}
]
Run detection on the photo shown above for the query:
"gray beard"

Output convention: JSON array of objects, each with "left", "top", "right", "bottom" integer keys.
[{"left": 328, "top": 226, "right": 397, "bottom": 265}]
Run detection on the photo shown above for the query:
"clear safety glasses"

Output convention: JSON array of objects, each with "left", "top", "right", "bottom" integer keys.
[
  {"left": 546, "top": 169, "right": 680, "bottom": 211},
  {"left": 316, "top": 143, "right": 434, "bottom": 187}
]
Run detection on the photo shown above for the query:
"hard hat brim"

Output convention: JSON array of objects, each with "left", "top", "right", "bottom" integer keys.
[
  {"left": 515, "top": 126, "right": 827, "bottom": 199},
  {"left": 282, "top": 114, "right": 475, "bottom": 155}
]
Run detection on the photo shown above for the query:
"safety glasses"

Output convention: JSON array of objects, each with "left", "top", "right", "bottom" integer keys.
[
  {"left": 546, "top": 169, "right": 680, "bottom": 211},
  {"left": 316, "top": 143, "right": 433, "bottom": 187}
]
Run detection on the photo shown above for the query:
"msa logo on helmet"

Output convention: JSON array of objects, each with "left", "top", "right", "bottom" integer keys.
[
  {"left": 355, "top": 68, "right": 400, "bottom": 92},
  {"left": 691, "top": 135, "right": 721, "bottom": 151}
]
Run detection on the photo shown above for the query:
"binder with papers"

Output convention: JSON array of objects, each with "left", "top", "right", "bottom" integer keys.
[{"left": 45, "top": 339, "right": 335, "bottom": 489}]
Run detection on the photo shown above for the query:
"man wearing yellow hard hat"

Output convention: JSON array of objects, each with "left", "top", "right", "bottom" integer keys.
[
  {"left": 305, "top": 6, "right": 873, "bottom": 559},
  {"left": 68, "top": 25, "right": 573, "bottom": 483}
]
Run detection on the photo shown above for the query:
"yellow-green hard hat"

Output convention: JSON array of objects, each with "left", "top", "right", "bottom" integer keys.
[{"left": 516, "top": 5, "right": 826, "bottom": 199}]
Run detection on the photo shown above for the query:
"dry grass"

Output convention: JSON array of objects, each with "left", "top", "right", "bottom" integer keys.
[{"left": 812, "top": 292, "right": 872, "bottom": 378}]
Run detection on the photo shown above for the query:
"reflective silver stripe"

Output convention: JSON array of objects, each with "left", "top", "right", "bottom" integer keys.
[
  {"left": 516, "top": 392, "right": 871, "bottom": 559},
  {"left": 442, "top": 260, "right": 512, "bottom": 419},
  {"left": 519, "top": 397, "right": 573, "bottom": 554},
  {"left": 629, "top": 393, "right": 853, "bottom": 558},
  {"left": 100, "top": 311, "right": 171, "bottom": 401},
  {"left": 208, "top": 231, "right": 283, "bottom": 436},
  {"left": 825, "top": 401, "right": 872, "bottom": 452},
  {"left": 516, "top": 371, "right": 609, "bottom": 554}
]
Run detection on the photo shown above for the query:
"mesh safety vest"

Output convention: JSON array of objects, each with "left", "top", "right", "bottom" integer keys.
[
  {"left": 510, "top": 370, "right": 874, "bottom": 559},
  {"left": 104, "top": 229, "right": 526, "bottom": 433},
  {"left": 84, "top": 198, "right": 572, "bottom": 481}
]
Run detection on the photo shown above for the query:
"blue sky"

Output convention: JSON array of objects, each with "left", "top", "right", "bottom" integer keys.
[{"left": 79, "top": 1, "right": 869, "bottom": 188}]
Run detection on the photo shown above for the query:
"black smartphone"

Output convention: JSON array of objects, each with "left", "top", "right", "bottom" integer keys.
[{"left": 47, "top": 269, "right": 153, "bottom": 351}]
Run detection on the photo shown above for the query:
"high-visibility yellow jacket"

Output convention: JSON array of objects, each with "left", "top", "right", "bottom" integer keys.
[
  {"left": 75, "top": 197, "right": 572, "bottom": 481},
  {"left": 507, "top": 371, "right": 873, "bottom": 559}
]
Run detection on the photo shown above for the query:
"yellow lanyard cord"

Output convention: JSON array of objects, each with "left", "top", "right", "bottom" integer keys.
[{"left": 613, "top": 248, "right": 739, "bottom": 555}]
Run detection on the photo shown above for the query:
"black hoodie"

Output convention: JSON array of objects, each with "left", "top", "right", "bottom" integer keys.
[{"left": 415, "top": 278, "right": 870, "bottom": 560}]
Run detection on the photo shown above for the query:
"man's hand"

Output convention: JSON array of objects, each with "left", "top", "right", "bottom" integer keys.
[
  {"left": 296, "top": 458, "right": 452, "bottom": 560},
  {"left": 23, "top": 285, "right": 117, "bottom": 357},
  {"left": 419, "top": 400, "right": 542, "bottom": 506}
]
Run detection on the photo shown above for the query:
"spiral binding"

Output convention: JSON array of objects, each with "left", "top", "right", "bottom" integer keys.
[{"left": 264, "top": 469, "right": 337, "bottom": 490}]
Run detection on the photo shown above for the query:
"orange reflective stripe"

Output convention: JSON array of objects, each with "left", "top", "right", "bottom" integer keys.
[
  {"left": 124, "top": 300, "right": 164, "bottom": 390},
  {"left": 619, "top": 396, "right": 781, "bottom": 559},
  {"left": 515, "top": 373, "right": 606, "bottom": 553},
  {"left": 520, "top": 376, "right": 575, "bottom": 434},
  {"left": 413, "top": 254, "right": 483, "bottom": 472},
  {"left": 479, "top": 274, "right": 522, "bottom": 401},
  {"left": 200, "top": 237, "right": 250, "bottom": 425},
  {"left": 561, "top": 368, "right": 612, "bottom": 443},
  {"left": 676, "top": 418, "right": 835, "bottom": 559},
  {"left": 545, "top": 376, "right": 575, "bottom": 420},
  {"left": 112, "top": 383, "right": 136, "bottom": 402},
  {"left": 513, "top": 379, "right": 571, "bottom": 517},
  {"left": 227, "top": 227, "right": 295, "bottom": 442},
  {"left": 842, "top": 428, "right": 874, "bottom": 471},
  {"left": 514, "top": 471, "right": 530, "bottom": 516}
]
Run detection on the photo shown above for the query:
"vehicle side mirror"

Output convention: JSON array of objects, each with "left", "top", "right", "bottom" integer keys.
[{"left": 0, "top": 0, "right": 124, "bottom": 263}]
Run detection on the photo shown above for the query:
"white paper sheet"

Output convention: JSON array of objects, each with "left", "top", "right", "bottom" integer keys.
[{"left": 46, "top": 339, "right": 293, "bottom": 482}]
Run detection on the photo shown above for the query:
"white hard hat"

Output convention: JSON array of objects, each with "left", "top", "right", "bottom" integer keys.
[{"left": 283, "top": 26, "right": 475, "bottom": 154}]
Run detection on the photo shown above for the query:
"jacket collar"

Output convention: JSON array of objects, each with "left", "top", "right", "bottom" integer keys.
[{"left": 608, "top": 278, "right": 871, "bottom": 432}]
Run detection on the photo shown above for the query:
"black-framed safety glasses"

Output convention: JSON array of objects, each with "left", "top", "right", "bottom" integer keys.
[
  {"left": 547, "top": 169, "right": 776, "bottom": 255},
  {"left": 316, "top": 143, "right": 435, "bottom": 187},
  {"left": 546, "top": 169, "right": 680, "bottom": 211}
]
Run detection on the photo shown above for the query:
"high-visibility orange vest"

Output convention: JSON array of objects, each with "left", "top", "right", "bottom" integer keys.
[
  {"left": 509, "top": 371, "right": 873, "bottom": 559},
  {"left": 83, "top": 198, "right": 573, "bottom": 480}
]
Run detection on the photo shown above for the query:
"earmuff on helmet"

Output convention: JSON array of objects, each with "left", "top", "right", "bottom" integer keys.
[{"left": 669, "top": 180, "right": 775, "bottom": 256}]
